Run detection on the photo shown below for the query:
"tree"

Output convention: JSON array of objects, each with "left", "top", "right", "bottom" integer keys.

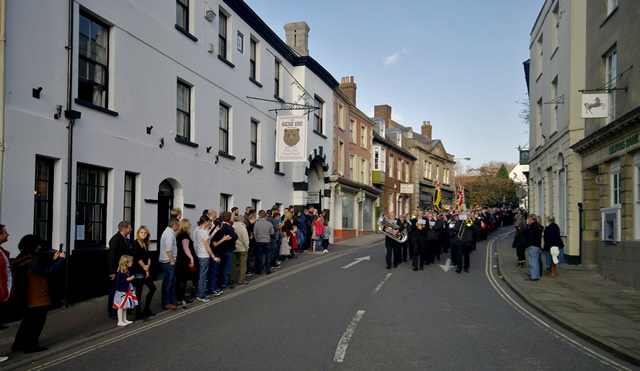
[
  {"left": 516, "top": 96, "right": 529, "bottom": 127},
  {"left": 464, "top": 165, "right": 519, "bottom": 208},
  {"left": 496, "top": 164, "right": 509, "bottom": 179}
]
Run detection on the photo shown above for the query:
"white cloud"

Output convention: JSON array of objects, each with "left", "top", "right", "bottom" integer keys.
[{"left": 383, "top": 53, "right": 399, "bottom": 67}]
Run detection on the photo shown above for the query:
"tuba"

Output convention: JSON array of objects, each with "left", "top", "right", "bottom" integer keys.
[{"left": 377, "top": 214, "right": 408, "bottom": 243}]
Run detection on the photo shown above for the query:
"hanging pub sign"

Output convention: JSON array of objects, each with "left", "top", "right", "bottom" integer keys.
[
  {"left": 276, "top": 115, "right": 307, "bottom": 162},
  {"left": 581, "top": 93, "right": 609, "bottom": 119},
  {"left": 519, "top": 148, "right": 529, "bottom": 165}
]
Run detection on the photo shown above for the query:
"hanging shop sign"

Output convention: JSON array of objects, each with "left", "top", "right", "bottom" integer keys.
[
  {"left": 276, "top": 115, "right": 307, "bottom": 162},
  {"left": 581, "top": 93, "right": 609, "bottom": 119}
]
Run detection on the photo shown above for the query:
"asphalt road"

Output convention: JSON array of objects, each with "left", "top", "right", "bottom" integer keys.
[{"left": 22, "top": 231, "right": 635, "bottom": 370}]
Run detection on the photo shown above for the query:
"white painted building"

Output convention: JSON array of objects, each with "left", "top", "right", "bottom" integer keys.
[
  {"left": 527, "top": 0, "right": 586, "bottom": 262},
  {"left": 0, "top": 0, "right": 335, "bottom": 296}
]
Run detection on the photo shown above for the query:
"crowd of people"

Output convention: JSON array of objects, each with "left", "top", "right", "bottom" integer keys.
[
  {"left": 105, "top": 204, "right": 333, "bottom": 324},
  {"left": 381, "top": 207, "right": 519, "bottom": 273},
  {"left": 0, "top": 202, "right": 567, "bottom": 362}
]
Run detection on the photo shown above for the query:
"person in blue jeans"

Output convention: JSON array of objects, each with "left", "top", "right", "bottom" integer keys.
[
  {"left": 254, "top": 210, "right": 275, "bottom": 274},
  {"left": 211, "top": 212, "right": 237, "bottom": 290},
  {"left": 194, "top": 216, "right": 220, "bottom": 301},
  {"left": 158, "top": 218, "right": 179, "bottom": 309},
  {"left": 525, "top": 214, "right": 544, "bottom": 281}
]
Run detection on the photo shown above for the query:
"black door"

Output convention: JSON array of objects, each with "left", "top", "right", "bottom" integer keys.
[{"left": 156, "top": 180, "right": 174, "bottom": 245}]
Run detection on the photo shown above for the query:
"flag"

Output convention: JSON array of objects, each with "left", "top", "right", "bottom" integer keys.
[
  {"left": 456, "top": 183, "right": 464, "bottom": 208},
  {"left": 433, "top": 181, "right": 441, "bottom": 210}
]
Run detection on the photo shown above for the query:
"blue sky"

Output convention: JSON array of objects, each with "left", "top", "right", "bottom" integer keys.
[{"left": 246, "top": 0, "right": 545, "bottom": 169}]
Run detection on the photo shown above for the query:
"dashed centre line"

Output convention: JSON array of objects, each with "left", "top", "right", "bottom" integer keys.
[{"left": 333, "top": 310, "right": 366, "bottom": 363}]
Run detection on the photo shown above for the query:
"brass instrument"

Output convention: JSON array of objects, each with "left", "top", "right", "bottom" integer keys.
[
  {"left": 465, "top": 219, "right": 474, "bottom": 227},
  {"left": 377, "top": 214, "right": 408, "bottom": 243},
  {"left": 457, "top": 218, "right": 474, "bottom": 239}
]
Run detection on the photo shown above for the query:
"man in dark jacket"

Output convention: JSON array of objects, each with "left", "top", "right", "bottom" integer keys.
[
  {"left": 525, "top": 215, "right": 544, "bottom": 281},
  {"left": 452, "top": 213, "right": 475, "bottom": 273},
  {"left": 211, "top": 211, "right": 238, "bottom": 289},
  {"left": 427, "top": 212, "right": 443, "bottom": 263},
  {"left": 383, "top": 212, "right": 404, "bottom": 269},
  {"left": 107, "top": 221, "right": 132, "bottom": 317}
]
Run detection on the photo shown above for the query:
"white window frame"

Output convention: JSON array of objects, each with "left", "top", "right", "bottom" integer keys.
[
  {"left": 338, "top": 140, "right": 345, "bottom": 174},
  {"left": 397, "top": 158, "right": 402, "bottom": 180},
  {"left": 361, "top": 125, "right": 367, "bottom": 148},
  {"left": 611, "top": 160, "right": 621, "bottom": 206},
  {"left": 249, "top": 37, "right": 259, "bottom": 82},
  {"left": 350, "top": 154, "right": 355, "bottom": 181},
  {"left": 389, "top": 154, "right": 394, "bottom": 178},
  {"left": 349, "top": 119, "right": 356, "bottom": 143},
  {"left": 219, "top": 101, "right": 232, "bottom": 155},
  {"left": 551, "top": 76, "right": 558, "bottom": 133},
  {"left": 250, "top": 118, "right": 260, "bottom": 165},
  {"left": 607, "top": 0, "right": 619, "bottom": 16},
  {"left": 605, "top": 48, "right": 617, "bottom": 124},
  {"left": 552, "top": 3, "right": 559, "bottom": 52},
  {"left": 404, "top": 162, "right": 409, "bottom": 183},
  {"left": 360, "top": 158, "right": 366, "bottom": 183},
  {"left": 338, "top": 103, "right": 345, "bottom": 130},
  {"left": 537, "top": 34, "right": 543, "bottom": 78}
]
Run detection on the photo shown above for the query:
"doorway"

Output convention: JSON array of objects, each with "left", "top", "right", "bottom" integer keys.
[{"left": 157, "top": 180, "right": 174, "bottom": 244}]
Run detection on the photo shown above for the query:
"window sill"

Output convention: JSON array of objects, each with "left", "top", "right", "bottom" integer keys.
[
  {"left": 313, "top": 130, "right": 327, "bottom": 139},
  {"left": 218, "top": 55, "right": 235, "bottom": 68},
  {"left": 274, "top": 170, "right": 285, "bottom": 176},
  {"left": 75, "top": 99, "right": 119, "bottom": 116},
  {"left": 601, "top": 7, "right": 618, "bottom": 28},
  {"left": 175, "top": 136, "right": 199, "bottom": 148},
  {"left": 249, "top": 77, "right": 263, "bottom": 88},
  {"left": 218, "top": 151, "right": 236, "bottom": 160},
  {"left": 175, "top": 24, "right": 198, "bottom": 42},
  {"left": 250, "top": 161, "right": 263, "bottom": 169}
]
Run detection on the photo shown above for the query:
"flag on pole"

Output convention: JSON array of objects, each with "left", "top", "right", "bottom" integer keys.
[
  {"left": 433, "top": 181, "right": 441, "bottom": 210},
  {"left": 456, "top": 183, "right": 464, "bottom": 209}
]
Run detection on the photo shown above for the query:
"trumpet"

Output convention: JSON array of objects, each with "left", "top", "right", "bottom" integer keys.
[{"left": 377, "top": 214, "right": 408, "bottom": 243}]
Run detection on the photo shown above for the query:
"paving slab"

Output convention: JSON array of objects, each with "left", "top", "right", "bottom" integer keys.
[{"left": 496, "top": 235, "right": 640, "bottom": 366}]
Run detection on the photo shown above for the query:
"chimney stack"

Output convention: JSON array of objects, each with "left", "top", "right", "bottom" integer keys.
[
  {"left": 339, "top": 76, "right": 357, "bottom": 106},
  {"left": 421, "top": 121, "right": 432, "bottom": 140},
  {"left": 374, "top": 104, "right": 392, "bottom": 129},
  {"left": 284, "top": 22, "right": 310, "bottom": 56}
]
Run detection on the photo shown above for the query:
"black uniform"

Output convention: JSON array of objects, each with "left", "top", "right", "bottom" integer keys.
[
  {"left": 452, "top": 219, "right": 476, "bottom": 273},
  {"left": 415, "top": 218, "right": 429, "bottom": 269},
  {"left": 384, "top": 218, "right": 404, "bottom": 269},
  {"left": 427, "top": 218, "right": 443, "bottom": 263}
]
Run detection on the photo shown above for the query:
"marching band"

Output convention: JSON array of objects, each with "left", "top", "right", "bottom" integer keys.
[{"left": 378, "top": 207, "right": 517, "bottom": 273}]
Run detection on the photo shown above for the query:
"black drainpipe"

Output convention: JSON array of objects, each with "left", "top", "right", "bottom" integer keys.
[
  {"left": 63, "top": 0, "right": 75, "bottom": 306},
  {"left": 577, "top": 202, "right": 583, "bottom": 265}
]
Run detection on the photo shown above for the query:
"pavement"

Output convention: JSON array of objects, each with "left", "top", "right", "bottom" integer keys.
[
  {"left": 495, "top": 231, "right": 640, "bottom": 366},
  {"left": 0, "top": 233, "right": 384, "bottom": 369}
]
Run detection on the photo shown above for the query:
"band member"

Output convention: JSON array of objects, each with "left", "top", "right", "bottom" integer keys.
[
  {"left": 400, "top": 214, "right": 411, "bottom": 263},
  {"left": 412, "top": 211, "right": 429, "bottom": 270},
  {"left": 452, "top": 213, "right": 476, "bottom": 273},
  {"left": 383, "top": 212, "right": 404, "bottom": 269},
  {"left": 427, "top": 212, "right": 444, "bottom": 263},
  {"left": 409, "top": 210, "right": 422, "bottom": 270}
]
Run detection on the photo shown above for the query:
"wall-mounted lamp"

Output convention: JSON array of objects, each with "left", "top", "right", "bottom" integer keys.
[
  {"left": 206, "top": 146, "right": 212, "bottom": 153},
  {"left": 54, "top": 105, "right": 63, "bottom": 120},
  {"left": 241, "top": 158, "right": 246, "bottom": 164},
  {"left": 159, "top": 137, "right": 164, "bottom": 148},
  {"left": 32, "top": 87, "right": 43, "bottom": 99},
  {"left": 146, "top": 125, "right": 153, "bottom": 134},
  {"left": 204, "top": 3, "right": 216, "bottom": 22}
]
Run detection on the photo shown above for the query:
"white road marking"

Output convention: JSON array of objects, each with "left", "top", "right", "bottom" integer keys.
[
  {"left": 438, "top": 258, "right": 454, "bottom": 272},
  {"left": 484, "top": 238, "right": 630, "bottom": 371},
  {"left": 375, "top": 273, "right": 392, "bottom": 293},
  {"left": 29, "top": 244, "right": 376, "bottom": 370},
  {"left": 342, "top": 256, "right": 371, "bottom": 268},
  {"left": 333, "top": 310, "right": 366, "bottom": 363}
]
